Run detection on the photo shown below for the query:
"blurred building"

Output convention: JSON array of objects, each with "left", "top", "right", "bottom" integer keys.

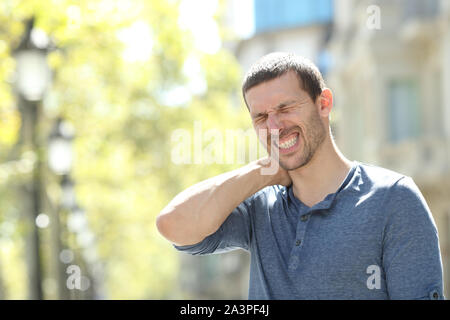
[{"left": 326, "top": 0, "right": 450, "bottom": 298}]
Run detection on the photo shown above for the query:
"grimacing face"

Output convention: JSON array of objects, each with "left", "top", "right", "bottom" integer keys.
[{"left": 245, "top": 71, "right": 327, "bottom": 171}]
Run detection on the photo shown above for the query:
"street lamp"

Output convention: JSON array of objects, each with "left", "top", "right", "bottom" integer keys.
[
  {"left": 48, "top": 118, "right": 75, "bottom": 175},
  {"left": 47, "top": 117, "right": 76, "bottom": 300},
  {"left": 13, "top": 17, "right": 53, "bottom": 300},
  {"left": 14, "top": 17, "right": 52, "bottom": 101},
  {"left": 67, "top": 204, "right": 87, "bottom": 234}
]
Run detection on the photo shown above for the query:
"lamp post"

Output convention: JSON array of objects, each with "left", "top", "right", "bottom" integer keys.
[
  {"left": 13, "top": 17, "right": 52, "bottom": 300},
  {"left": 48, "top": 117, "right": 75, "bottom": 299}
]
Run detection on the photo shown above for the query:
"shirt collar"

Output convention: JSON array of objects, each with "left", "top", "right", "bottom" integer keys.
[{"left": 287, "top": 161, "right": 360, "bottom": 214}]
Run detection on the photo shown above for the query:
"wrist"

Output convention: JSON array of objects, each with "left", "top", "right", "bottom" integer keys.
[{"left": 251, "top": 158, "right": 278, "bottom": 187}]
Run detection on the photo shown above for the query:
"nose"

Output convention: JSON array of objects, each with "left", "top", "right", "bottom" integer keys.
[{"left": 266, "top": 113, "right": 283, "bottom": 133}]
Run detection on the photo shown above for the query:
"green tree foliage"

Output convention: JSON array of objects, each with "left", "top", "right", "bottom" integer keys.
[{"left": 0, "top": 0, "right": 251, "bottom": 298}]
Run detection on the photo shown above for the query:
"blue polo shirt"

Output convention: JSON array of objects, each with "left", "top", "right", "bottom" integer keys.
[{"left": 173, "top": 161, "right": 445, "bottom": 299}]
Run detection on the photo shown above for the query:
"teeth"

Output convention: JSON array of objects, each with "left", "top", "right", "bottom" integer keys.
[{"left": 279, "top": 135, "right": 298, "bottom": 149}]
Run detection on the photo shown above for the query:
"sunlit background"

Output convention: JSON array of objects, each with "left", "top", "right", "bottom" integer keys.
[{"left": 0, "top": 0, "right": 449, "bottom": 299}]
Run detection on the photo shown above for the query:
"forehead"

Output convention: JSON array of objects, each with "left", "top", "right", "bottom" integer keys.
[{"left": 244, "top": 71, "right": 310, "bottom": 113}]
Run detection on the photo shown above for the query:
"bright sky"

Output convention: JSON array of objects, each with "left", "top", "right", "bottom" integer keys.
[
  {"left": 115, "top": 0, "right": 255, "bottom": 105},
  {"left": 117, "top": 0, "right": 254, "bottom": 61},
  {"left": 229, "top": 0, "right": 254, "bottom": 39},
  {"left": 178, "top": 0, "right": 255, "bottom": 52},
  {"left": 178, "top": 0, "right": 221, "bottom": 54}
]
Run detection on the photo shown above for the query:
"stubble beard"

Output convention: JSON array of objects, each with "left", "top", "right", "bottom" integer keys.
[{"left": 278, "top": 110, "right": 327, "bottom": 171}]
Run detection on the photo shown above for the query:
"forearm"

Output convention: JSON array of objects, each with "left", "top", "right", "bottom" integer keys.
[{"left": 156, "top": 160, "right": 274, "bottom": 246}]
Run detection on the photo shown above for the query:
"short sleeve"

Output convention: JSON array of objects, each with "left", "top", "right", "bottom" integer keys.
[
  {"left": 382, "top": 176, "right": 445, "bottom": 300},
  {"left": 172, "top": 193, "right": 256, "bottom": 255}
]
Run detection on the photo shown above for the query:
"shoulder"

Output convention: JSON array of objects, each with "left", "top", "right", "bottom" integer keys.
[
  {"left": 244, "top": 185, "right": 288, "bottom": 209},
  {"left": 353, "top": 162, "right": 431, "bottom": 217},
  {"left": 247, "top": 184, "right": 286, "bottom": 201},
  {"left": 357, "top": 163, "right": 436, "bottom": 231},
  {"left": 357, "top": 162, "right": 424, "bottom": 199},
  {"left": 356, "top": 161, "right": 428, "bottom": 208},
  {"left": 356, "top": 161, "right": 406, "bottom": 189}
]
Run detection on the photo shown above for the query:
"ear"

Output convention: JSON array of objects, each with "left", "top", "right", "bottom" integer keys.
[{"left": 318, "top": 88, "right": 333, "bottom": 117}]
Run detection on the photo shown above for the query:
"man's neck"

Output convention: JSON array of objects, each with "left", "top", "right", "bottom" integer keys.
[{"left": 288, "top": 137, "right": 353, "bottom": 208}]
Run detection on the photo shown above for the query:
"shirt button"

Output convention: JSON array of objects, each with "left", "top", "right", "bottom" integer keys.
[
  {"left": 429, "top": 289, "right": 440, "bottom": 300},
  {"left": 295, "top": 240, "right": 302, "bottom": 246},
  {"left": 300, "top": 215, "right": 309, "bottom": 222}
]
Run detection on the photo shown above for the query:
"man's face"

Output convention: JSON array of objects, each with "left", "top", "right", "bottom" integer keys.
[{"left": 245, "top": 71, "right": 327, "bottom": 171}]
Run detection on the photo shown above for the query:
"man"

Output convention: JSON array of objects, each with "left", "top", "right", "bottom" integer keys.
[{"left": 156, "top": 52, "right": 444, "bottom": 299}]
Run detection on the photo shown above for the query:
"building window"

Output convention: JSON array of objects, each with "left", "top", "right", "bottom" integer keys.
[
  {"left": 402, "top": 0, "right": 439, "bottom": 21},
  {"left": 387, "top": 79, "right": 422, "bottom": 143}
]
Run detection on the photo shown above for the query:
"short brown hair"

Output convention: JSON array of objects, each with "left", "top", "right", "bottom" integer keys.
[{"left": 242, "top": 52, "right": 326, "bottom": 107}]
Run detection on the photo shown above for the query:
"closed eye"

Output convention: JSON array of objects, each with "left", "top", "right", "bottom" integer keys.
[
  {"left": 277, "top": 101, "right": 300, "bottom": 112},
  {"left": 253, "top": 114, "right": 267, "bottom": 124},
  {"left": 252, "top": 102, "right": 299, "bottom": 123},
  {"left": 280, "top": 106, "right": 292, "bottom": 112}
]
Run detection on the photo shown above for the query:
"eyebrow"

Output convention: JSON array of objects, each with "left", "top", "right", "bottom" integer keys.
[{"left": 251, "top": 100, "right": 297, "bottom": 119}]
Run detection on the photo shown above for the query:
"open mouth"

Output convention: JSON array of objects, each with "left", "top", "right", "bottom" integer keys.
[{"left": 274, "top": 132, "right": 300, "bottom": 154}]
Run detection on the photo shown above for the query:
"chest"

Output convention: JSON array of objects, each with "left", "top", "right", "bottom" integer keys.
[{"left": 251, "top": 199, "right": 387, "bottom": 295}]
